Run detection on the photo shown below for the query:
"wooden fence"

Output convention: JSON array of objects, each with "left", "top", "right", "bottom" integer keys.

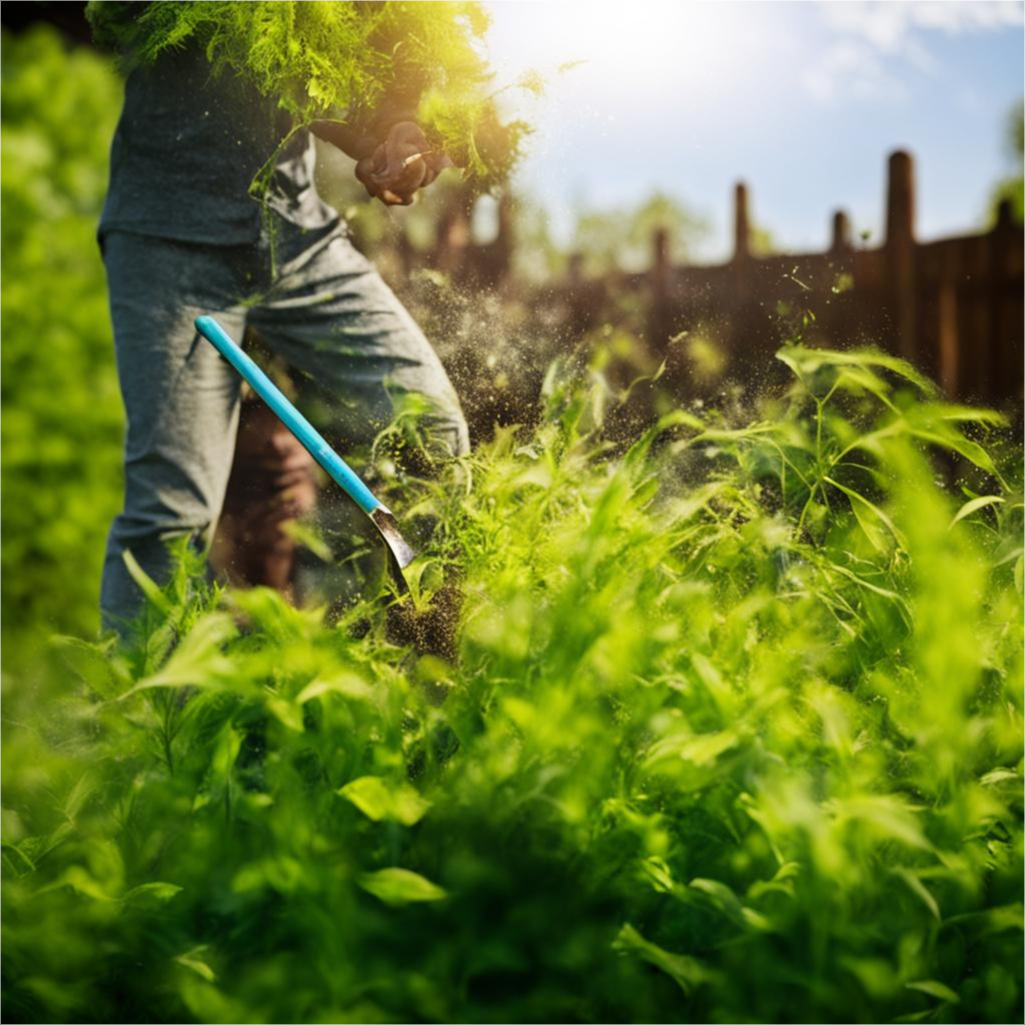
[{"left": 391, "top": 150, "right": 1023, "bottom": 407}]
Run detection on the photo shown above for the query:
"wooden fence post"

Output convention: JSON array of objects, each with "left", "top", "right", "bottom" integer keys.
[
  {"left": 885, "top": 150, "right": 917, "bottom": 363},
  {"left": 493, "top": 192, "right": 515, "bottom": 282},
  {"left": 567, "top": 252, "right": 584, "bottom": 287},
  {"left": 732, "top": 180, "right": 752, "bottom": 324},
  {"left": 434, "top": 198, "right": 471, "bottom": 278},
  {"left": 734, "top": 182, "right": 751, "bottom": 262},
  {"left": 825, "top": 209, "right": 854, "bottom": 346},
  {"left": 989, "top": 198, "right": 1018, "bottom": 401},
  {"left": 830, "top": 210, "right": 851, "bottom": 254},
  {"left": 937, "top": 245, "right": 959, "bottom": 396},
  {"left": 728, "top": 181, "right": 759, "bottom": 361},
  {"left": 650, "top": 226, "right": 671, "bottom": 344}
]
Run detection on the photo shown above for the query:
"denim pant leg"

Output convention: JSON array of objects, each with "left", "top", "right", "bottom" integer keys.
[
  {"left": 100, "top": 232, "right": 249, "bottom": 632},
  {"left": 248, "top": 228, "right": 469, "bottom": 459}
]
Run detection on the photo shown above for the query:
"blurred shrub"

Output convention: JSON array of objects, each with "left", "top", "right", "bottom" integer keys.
[
  {"left": 1, "top": 27, "right": 124, "bottom": 655},
  {"left": 571, "top": 191, "right": 710, "bottom": 275}
]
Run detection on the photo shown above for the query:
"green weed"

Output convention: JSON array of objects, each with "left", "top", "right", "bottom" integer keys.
[{"left": 2, "top": 342, "right": 1022, "bottom": 1023}]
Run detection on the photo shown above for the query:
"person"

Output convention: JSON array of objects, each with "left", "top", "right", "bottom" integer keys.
[{"left": 97, "top": 34, "right": 468, "bottom": 631}]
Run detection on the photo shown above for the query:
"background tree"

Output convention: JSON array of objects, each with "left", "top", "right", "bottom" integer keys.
[
  {"left": 570, "top": 191, "right": 709, "bottom": 275},
  {"left": 990, "top": 98, "right": 1023, "bottom": 224}
]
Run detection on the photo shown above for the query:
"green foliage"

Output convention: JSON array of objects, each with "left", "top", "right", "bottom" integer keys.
[
  {"left": 571, "top": 191, "right": 710, "bottom": 274},
  {"left": 990, "top": 98, "right": 1024, "bottom": 225},
  {"left": 3, "top": 340, "right": 1022, "bottom": 1023},
  {"left": 993, "top": 180, "right": 1024, "bottom": 227},
  {"left": 1012, "top": 99, "right": 1025, "bottom": 159},
  {"left": 0, "top": 28, "right": 124, "bottom": 656},
  {"left": 85, "top": 0, "right": 528, "bottom": 189}
]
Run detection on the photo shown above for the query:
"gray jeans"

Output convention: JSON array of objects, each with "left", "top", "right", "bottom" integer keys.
[{"left": 100, "top": 223, "right": 467, "bottom": 630}]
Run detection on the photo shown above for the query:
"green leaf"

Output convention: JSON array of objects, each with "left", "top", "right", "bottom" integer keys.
[
  {"left": 905, "top": 980, "right": 960, "bottom": 1004},
  {"left": 932, "top": 403, "right": 1007, "bottom": 427},
  {"left": 118, "top": 613, "right": 238, "bottom": 698},
  {"left": 639, "top": 856, "right": 676, "bottom": 894},
  {"left": 979, "top": 768, "right": 1021, "bottom": 788},
  {"left": 613, "top": 924, "right": 715, "bottom": 996},
  {"left": 836, "top": 795, "right": 930, "bottom": 851},
  {"left": 358, "top": 868, "right": 447, "bottom": 906},
  {"left": 776, "top": 345, "right": 937, "bottom": 397},
  {"left": 994, "top": 545, "right": 1023, "bottom": 568},
  {"left": 687, "top": 878, "right": 772, "bottom": 931},
  {"left": 824, "top": 476, "right": 905, "bottom": 551},
  {"left": 2, "top": 844, "right": 36, "bottom": 878},
  {"left": 265, "top": 696, "right": 304, "bottom": 733},
  {"left": 949, "top": 494, "right": 1004, "bottom": 529},
  {"left": 121, "top": 548, "right": 170, "bottom": 612},
  {"left": 893, "top": 868, "right": 940, "bottom": 920},
  {"left": 908, "top": 428, "right": 1002, "bottom": 481},
  {"left": 644, "top": 729, "right": 739, "bottom": 772},
  {"left": 624, "top": 408, "right": 705, "bottom": 467},
  {"left": 62, "top": 773, "right": 97, "bottom": 820},
  {"left": 175, "top": 947, "right": 216, "bottom": 983},
  {"left": 940, "top": 903, "right": 1024, "bottom": 935},
  {"left": 50, "top": 635, "right": 122, "bottom": 699},
  {"left": 296, "top": 674, "right": 374, "bottom": 704},
  {"left": 339, "top": 777, "right": 431, "bottom": 826},
  {"left": 122, "top": 881, "right": 183, "bottom": 904},
  {"left": 826, "top": 563, "right": 909, "bottom": 608}
]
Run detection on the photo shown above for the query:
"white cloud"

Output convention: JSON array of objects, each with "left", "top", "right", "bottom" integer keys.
[
  {"left": 803, "top": 38, "right": 910, "bottom": 103},
  {"left": 822, "top": 1, "right": 1023, "bottom": 50},
  {"left": 804, "top": 0, "right": 1024, "bottom": 104}
]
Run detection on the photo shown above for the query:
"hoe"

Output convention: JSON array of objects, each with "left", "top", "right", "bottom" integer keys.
[{"left": 195, "top": 315, "right": 415, "bottom": 593}]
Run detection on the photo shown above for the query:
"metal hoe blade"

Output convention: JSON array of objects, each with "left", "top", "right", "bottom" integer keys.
[{"left": 370, "top": 507, "right": 416, "bottom": 594}]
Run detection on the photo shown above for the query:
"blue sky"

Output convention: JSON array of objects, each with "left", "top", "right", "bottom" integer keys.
[{"left": 483, "top": 1, "right": 1025, "bottom": 260}]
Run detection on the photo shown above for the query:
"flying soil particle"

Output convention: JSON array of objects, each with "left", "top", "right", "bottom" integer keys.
[{"left": 386, "top": 584, "right": 463, "bottom": 664}]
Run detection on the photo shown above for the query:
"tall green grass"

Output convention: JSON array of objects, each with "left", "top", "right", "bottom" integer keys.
[{"left": 3, "top": 342, "right": 1021, "bottom": 1023}]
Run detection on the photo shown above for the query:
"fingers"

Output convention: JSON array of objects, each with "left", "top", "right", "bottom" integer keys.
[
  {"left": 354, "top": 154, "right": 378, "bottom": 192},
  {"left": 375, "top": 139, "right": 429, "bottom": 192},
  {"left": 361, "top": 150, "right": 425, "bottom": 205},
  {"left": 354, "top": 122, "right": 452, "bottom": 205},
  {"left": 397, "top": 158, "right": 429, "bottom": 194},
  {"left": 384, "top": 121, "right": 430, "bottom": 164}
]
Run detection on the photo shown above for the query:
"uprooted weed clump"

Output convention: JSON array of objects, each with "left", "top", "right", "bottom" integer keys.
[{"left": 2, "top": 346, "right": 1023, "bottom": 1024}]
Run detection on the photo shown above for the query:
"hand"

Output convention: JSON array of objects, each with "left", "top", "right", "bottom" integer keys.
[{"left": 354, "top": 122, "right": 453, "bottom": 206}]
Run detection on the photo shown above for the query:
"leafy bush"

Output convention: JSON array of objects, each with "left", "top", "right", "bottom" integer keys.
[
  {"left": 0, "top": 27, "right": 124, "bottom": 657},
  {"left": 3, "top": 343, "right": 1022, "bottom": 1023}
]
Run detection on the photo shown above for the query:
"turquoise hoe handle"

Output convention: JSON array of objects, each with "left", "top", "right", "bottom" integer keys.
[
  {"left": 194, "top": 315, "right": 381, "bottom": 515},
  {"left": 195, "top": 315, "right": 416, "bottom": 587}
]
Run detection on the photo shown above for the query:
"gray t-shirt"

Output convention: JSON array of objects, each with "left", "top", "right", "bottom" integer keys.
[{"left": 100, "top": 40, "right": 340, "bottom": 244}]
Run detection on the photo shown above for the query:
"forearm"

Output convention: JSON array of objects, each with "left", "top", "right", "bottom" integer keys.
[
  {"left": 310, "top": 101, "right": 419, "bottom": 162},
  {"left": 309, "top": 120, "right": 373, "bottom": 161}
]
